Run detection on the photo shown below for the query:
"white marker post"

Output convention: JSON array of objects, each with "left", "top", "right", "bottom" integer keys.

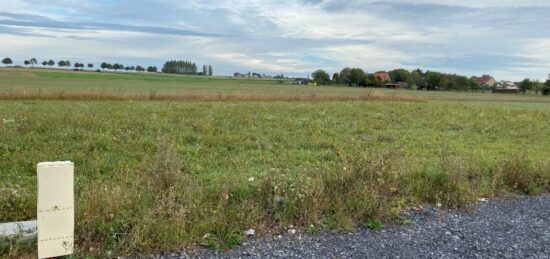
[{"left": 37, "top": 161, "right": 74, "bottom": 258}]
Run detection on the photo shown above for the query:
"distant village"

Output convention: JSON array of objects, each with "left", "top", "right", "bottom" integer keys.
[
  {"left": 233, "top": 72, "right": 287, "bottom": 79},
  {"left": 470, "top": 75, "right": 521, "bottom": 93},
  {"left": 233, "top": 70, "right": 527, "bottom": 94}
]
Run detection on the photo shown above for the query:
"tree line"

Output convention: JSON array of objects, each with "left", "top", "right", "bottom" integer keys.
[
  {"left": 99, "top": 62, "right": 158, "bottom": 73},
  {"left": 2, "top": 57, "right": 214, "bottom": 76},
  {"left": 518, "top": 78, "right": 550, "bottom": 95},
  {"left": 312, "top": 67, "right": 550, "bottom": 94},
  {"left": 1, "top": 57, "right": 161, "bottom": 73},
  {"left": 162, "top": 60, "right": 213, "bottom": 76}
]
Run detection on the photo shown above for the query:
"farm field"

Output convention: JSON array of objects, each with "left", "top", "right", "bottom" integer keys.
[
  {"left": 2, "top": 68, "right": 550, "bottom": 104},
  {"left": 1, "top": 68, "right": 550, "bottom": 257}
]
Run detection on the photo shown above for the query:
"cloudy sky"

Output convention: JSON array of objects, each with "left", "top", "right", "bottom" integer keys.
[{"left": 1, "top": 0, "right": 549, "bottom": 80}]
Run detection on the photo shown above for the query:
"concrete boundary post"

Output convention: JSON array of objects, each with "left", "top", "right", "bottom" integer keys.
[{"left": 37, "top": 161, "right": 74, "bottom": 258}]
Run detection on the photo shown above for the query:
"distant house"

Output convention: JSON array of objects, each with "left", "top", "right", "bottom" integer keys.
[
  {"left": 472, "top": 75, "right": 497, "bottom": 88},
  {"left": 234, "top": 72, "right": 263, "bottom": 78},
  {"left": 293, "top": 78, "right": 308, "bottom": 85},
  {"left": 493, "top": 80, "right": 519, "bottom": 93},
  {"left": 373, "top": 71, "right": 391, "bottom": 82}
]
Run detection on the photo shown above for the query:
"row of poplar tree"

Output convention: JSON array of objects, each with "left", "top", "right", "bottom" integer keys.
[{"left": 161, "top": 60, "right": 213, "bottom": 76}]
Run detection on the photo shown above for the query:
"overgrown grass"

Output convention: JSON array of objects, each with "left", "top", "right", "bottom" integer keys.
[
  {"left": 72, "top": 148, "right": 550, "bottom": 255},
  {"left": 1, "top": 97, "right": 550, "bottom": 257},
  {"left": 0, "top": 235, "right": 36, "bottom": 259}
]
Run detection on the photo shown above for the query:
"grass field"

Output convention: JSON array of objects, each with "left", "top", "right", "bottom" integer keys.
[
  {"left": 1, "top": 68, "right": 550, "bottom": 257},
  {"left": 2, "top": 68, "right": 550, "bottom": 103}
]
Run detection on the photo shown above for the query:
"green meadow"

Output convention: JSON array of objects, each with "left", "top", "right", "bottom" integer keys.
[{"left": 1, "top": 68, "right": 549, "bottom": 257}]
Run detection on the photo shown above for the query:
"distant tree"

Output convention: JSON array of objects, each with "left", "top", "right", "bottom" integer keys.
[
  {"left": 41, "top": 61, "right": 48, "bottom": 67},
  {"left": 466, "top": 77, "right": 480, "bottom": 92},
  {"left": 30, "top": 58, "right": 37, "bottom": 67},
  {"left": 124, "top": 66, "right": 131, "bottom": 71},
  {"left": 24, "top": 60, "right": 30, "bottom": 66},
  {"left": 365, "top": 74, "right": 383, "bottom": 87},
  {"left": 64, "top": 61, "right": 71, "bottom": 68},
  {"left": 532, "top": 79, "right": 542, "bottom": 95},
  {"left": 519, "top": 78, "right": 533, "bottom": 93},
  {"left": 332, "top": 72, "right": 339, "bottom": 83},
  {"left": 425, "top": 71, "right": 442, "bottom": 91},
  {"left": 338, "top": 67, "right": 352, "bottom": 86},
  {"left": 136, "top": 65, "right": 144, "bottom": 72},
  {"left": 203, "top": 64, "right": 208, "bottom": 76},
  {"left": 48, "top": 59, "right": 55, "bottom": 67},
  {"left": 543, "top": 75, "right": 550, "bottom": 96},
  {"left": 410, "top": 69, "right": 425, "bottom": 89},
  {"left": 208, "top": 65, "right": 213, "bottom": 76},
  {"left": 389, "top": 68, "right": 411, "bottom": 83},
  {"left": 100, "top": 62, "right": 108, "bottom": 70},
  {"left": 88, "top": 63, "right": 94, "bottom": 69},
  {"left": 349, "top": 68, "right": 366, "bottom": 86},
  {"left": 2, "top": 57, "right": 13, "bottom": 66},
  {"left": 113, "top": 63, "right": 123, "bottom": 71},
  {"left": 311, "top": 69, "right": 330, "bottom": 85},
  {"left": 147, "top": 66, "right": 157, "bottom": 73},
  {"left": 58, "top": 60, "right": 66, "bottom": 67},
  {"left": 162, "top": 60, "right": 197, "bottom": 75}
]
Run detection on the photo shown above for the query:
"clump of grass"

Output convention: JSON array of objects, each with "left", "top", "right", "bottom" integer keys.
[
  {"left": 0, "top": 235, "right": 36, "bottom": 258},
  {"left": 306, "top": 224, "right": 319, "bottom": 234},
  {"left": 76, "top": 138, "right": 195, "bottom": 255},
  {"left": 200, "top": 229, "right": 242, "bottom": 251},
  {"left": 495, "top": 157, "right": 550, "bottom": 195},
  {"left": 249, "top": 148, "right": 407, "bottom": 233},
  {"left": 364, "top": 219, "right": 384, "bottom": 231},
  {"left": 408, "top": 157, "right": 487, "bottom": 208},
  {"left": 0, "top": 187, "right": 34, "bottom": 222}
]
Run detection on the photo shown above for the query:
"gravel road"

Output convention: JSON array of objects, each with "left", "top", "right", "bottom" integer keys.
[{"left": 155, "top": 195, "right": 550, "bottom": 258}]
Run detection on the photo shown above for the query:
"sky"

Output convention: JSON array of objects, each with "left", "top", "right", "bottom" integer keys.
[{"left": 1, "top": 0, "right": 549, "bottom": 81}]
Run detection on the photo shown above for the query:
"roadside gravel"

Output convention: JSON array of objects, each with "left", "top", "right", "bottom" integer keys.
[{"left": 155, "top": 195, "right": 550, "bottom": 258}]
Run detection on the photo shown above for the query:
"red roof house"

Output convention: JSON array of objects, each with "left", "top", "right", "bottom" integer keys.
[{"left": 373, "top": 71, "right": 391, "bottom": 82}]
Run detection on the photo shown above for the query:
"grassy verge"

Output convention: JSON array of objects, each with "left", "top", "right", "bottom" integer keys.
[{"left": 1, "top": 100, "right": 549, "bottom": 257}]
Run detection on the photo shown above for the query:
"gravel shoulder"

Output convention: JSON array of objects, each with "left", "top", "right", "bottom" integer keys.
[{"left": 157, "top": 195, "right": 550, "bottom": 258}]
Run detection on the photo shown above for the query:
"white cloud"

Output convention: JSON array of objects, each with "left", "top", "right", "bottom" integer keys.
[{"left": 0, "top": 0, "right": 549, "bottom": 79}]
